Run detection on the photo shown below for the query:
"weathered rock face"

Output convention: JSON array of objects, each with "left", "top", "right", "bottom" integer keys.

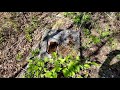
[{"left": 39, "top": 29, "right": 81, "bottom": 58}]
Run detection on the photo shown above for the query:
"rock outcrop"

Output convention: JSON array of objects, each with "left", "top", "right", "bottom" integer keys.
[{"left": 39, "top": 29, "right": 81, "bottom": 59}]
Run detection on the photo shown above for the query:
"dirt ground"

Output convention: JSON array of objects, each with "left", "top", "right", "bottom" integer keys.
[{"left": 0, "top": 12, "right": 120, "bottom": 78}]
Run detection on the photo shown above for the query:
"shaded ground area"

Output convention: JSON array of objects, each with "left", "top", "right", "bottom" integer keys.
[
  {"left": 99, "top": 50, "right": 120, "bottom": 78},
  {"left": 0, "top": 12, "right": 120, "bottom": 78}
]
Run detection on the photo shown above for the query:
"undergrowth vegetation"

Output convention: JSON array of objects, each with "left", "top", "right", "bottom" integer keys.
[
  {"left": 0, "top": 12, "right": 120, "bottom": 78},
  {"left": 64, "top": 12, "right": 92, "bottom": 29},
  {"left": 24, "top": 50, "right": 99, "bottom": 78},
  {"left": 24, "top": 12, "right": 116, "bottom": 78},
  {"left": 24, "top": 16, "right": 39, "bottom": 42}
]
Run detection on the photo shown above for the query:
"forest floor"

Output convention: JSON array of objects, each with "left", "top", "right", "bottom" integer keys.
[{"left": 0, "top": 12, "right": 120, "bottom": 78}]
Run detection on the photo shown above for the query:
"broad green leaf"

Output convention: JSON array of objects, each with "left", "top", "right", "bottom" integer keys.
[
  {"left": 54, "top": 61, "right": 60, "bottom": 67},
  {"left": 44, "top": 57, "right": 49, "bottom": 62},
  {"left": 52, "top": 72, "right": 57, "bottom": 78},
  {"left": 51, "top": 68, "right": 56, "bottom": 72},
  {"left": 35, "top": 71, "right": 39, "bottom": 77},
  {"left": 45, "top": 71, "right": 52, "bottom": 78},
  {"left": 38, "top": 67, "right": 42, "bottom": 71},
  {"left": 84, "top": 64, "right": 90, "bottom": 69},
  {"left": 55, "top": 67, "right": 62, "bottom": 72},
  {"left": 62, "top": 68, "right": 69, "bottom": 77},
  {"left": 37, "top": 61, "right": 44, "bottom": 67},
  {"left": 40, "top": 62, "right": 44, "bottom": 67},
  {"left": 70, "top": 71, "right": 75, "bottom": 77},
  {"left": 52, "top": 52, "right": 57, "bottom": 59},
  {"left": 76, "top": 56, "right": 80, "bottom": 61},
  {"left": 68, "top": 65, "right": 74, "bottom": 72},
  {"left": 59, "top": 58, "right": 65, "bottom": 64},
  {"left": 44, "top": 68, "right": 47, "bottom": 72},
  {"left": 79, "top": 65, "right": 84, "bottom": 70},
  {"left": 33, "top": 66, "right": 39, "bottom": 71},
  {"left": 68, "top": 61, "right": 74, "bottom": 67},
  {"left": 74, "top": 66, "right": 80, "bottom": 73}
]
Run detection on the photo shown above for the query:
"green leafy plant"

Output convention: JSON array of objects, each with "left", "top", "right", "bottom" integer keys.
[
  {"left": 24, "top": 24, "right": 33, "bottom": 42},
  {"left": 31, "top": 49, "right": 40, "bottom": 57},
  {"left": 100, "top": 31, "right": 111, "bottom": 39},
  {"left": 24, "top": 16, "right": 39, "bottom": 42},
  {"left": 24, "top": 51, "right": 98, "bottom": 78},
  {"left": 64, "top": 12, "right": 91, "bottom": 28},
  {"left": 89, "top": 35, "right": 101, "bottom": 44},
  {"left": 16, "top": 52, "right": 23, "bottom": 61},
  {"left": 83, "top": 29, "right": 91, "bottom": 37}
]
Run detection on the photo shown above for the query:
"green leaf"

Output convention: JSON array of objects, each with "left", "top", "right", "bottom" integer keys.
[
  {"left": 77, "top": 75, "right": 83, "bottom": 78},
  {"left": 55, "top": 67, "right": 62, "bottom": 72},
  {"left": 82, "top": 14, "right": 90, "bottom": 21},
  {"left": 51, "top": 68, "right": 56, "bottom": 72},
  {"left": 74, "top": 66, "right": 80, "bottom": 73},
  {"left": 35, "top": 71, "right": 39, "bottom": 77},
  {"left": 74, "top": 17, "right": 81, "bottom": 24},
  {"left": 16, "top": 52, "right": 22, "bottom": 61},
  {"left": 54, "top": 61, "right": 60, "bottom": 67},
  {"left": 59, "top": 58, "right": 65, "bottom": 64},
  {"left": 90, "top": 62, "right": 99, "bottom": 66},
  {"left": 44, "top": 57, "right": 49, "bottom": 62},
  {"left": 52, "top": 52, "right": 57, "bottom": 59},
  {"left": 101, "top": 31, "right": 110, "bottom": 38},
  {"left": 31, "top": 49, "right": 40, "bottom": 56},
  {"left": 79, "top": 65, "right": 84, "bottom": 70},
  {"left": 27, "top": 60, "right": 33, "bottom": 63},
  {"left": 45, "top": 71, "right": 52, "bottom": 78},
  {"left": 40, "top": 62, "right": 44, "bottom": 67},
  {"left": 76, "top": 56, "right": 80, "bottom": 61},
  {"left": 93, "top": 37, "right": 101, "bottom": 44},
  {"left": 38, "top": 67, "right": 42, "bottom": 71},
  {"left": 70, "top": 71, "right": 75, "bottom": 77},
  {"left": 84, "top": 64, "right": 90, "bottom": 69},
  {"left": 52, "top": 72, "right": 57, "bottom": 78},
  {"left": 33, "top": 66, "right": 39, "bottom": 71},
  {"left": 89, "top": 35, "right": 101, "bottom": 44},
  {"left": 68, "top": 65, "right": 74, "bottom": 72},
  {"left": 68, "top": 61, "right": 74, "bottom": 67},
  {"left": 83, "top": 29, "right": 91, "bottom": 36},
  {"left": 84, "top": 73, "right": 89, "bottom": 78},
  {"left": 62, "top": 68, "right": 69, "bottom": 77},
  {"left": 49, "top": 59, "right": 54, "bottom": 63},
  {"left": 44, "top": 68, "right": 47, "bottom": 72},
  {"left": 64, "top": 57, "right": 69, "bottom": 62},
  {"left": 37, "top": 61, "right": 41, "bottom": 66}
]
